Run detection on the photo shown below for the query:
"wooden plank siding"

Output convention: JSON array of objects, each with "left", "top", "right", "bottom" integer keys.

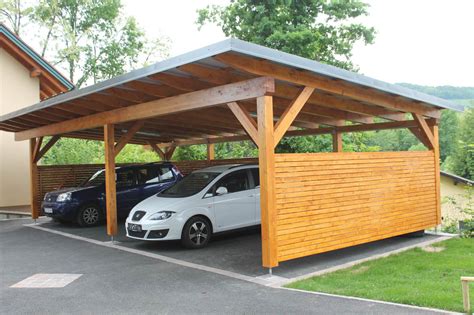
[{"left": 274, "top": 151, "right": 437, "bottom": 262}]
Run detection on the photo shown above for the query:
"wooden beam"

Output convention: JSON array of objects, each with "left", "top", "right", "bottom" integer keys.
[
  {"left": 180, "top": 62, "right": 408, "bottom": 122},
  {"left": 412, "top": 113, "right": 435, "bottom": 150},
  {"left": 29, "top": 138, "right": 40, "bottom": 219},
  {"left": 227, "top": 102, "right": 259, "bottom": 146},
  {"left": 430, "top": 124, "right": 441, "bottom": 225},
  {"left": 214, "top": 53, "right": 441, "bottom": 118},
  {"left": 34, "top": 135, "right": 60, "bottom": 163},
  {"left": 332, "top": 131, "right": 343, "bottom": 152},
  {"left": 164, "top": 145, "right": 176, "bottom": 161},
  {"left": 273, "top": 87, "right": 314, "bottom": 146},
  {"left": 30, "top": 69, "right": 42, "bottom": 78},
  {"left": 104, "top": 124, "right": 117, "bottom": 236},
  {"left": 257, "top": 95, "right": 278, "bottom": 268},
  {"left": 148, "top": 142, "right": 166, "bottom": 160},
  {"left": 114, "top": 120, "right": 145, "bottom": 157},
  {"left": 15, "top": 77, "right": 275, "bottom": 141},
  {"left": 207, "top": 143, "right": 215, "bottom": 161},
  {"left": 157, "top": 119, "right": 432, "bottom": 148},
  {"left": 408, "top": 127, "right": 431, "bottom": 149},
  {"left": 32, "top": 137, "right": 43, "bottom": 162}
]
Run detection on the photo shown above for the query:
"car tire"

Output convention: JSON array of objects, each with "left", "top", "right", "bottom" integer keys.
[
  {"left": 181, "top": 216, "right": 212, "bottom": 249},
  {"left": 77, "top": 204, "right": 102, "bottom": 227}
]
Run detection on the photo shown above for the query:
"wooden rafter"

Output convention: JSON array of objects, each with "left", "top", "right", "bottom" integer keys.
[
  {"left": 15, "top": 77, "right": 275, "bottom": 141},
  {"left": 214, "top": 53, "right": 440, "bottom": 118},
  {"left": 114, "top": 120, "right": 145, "bottom": 157},
  {"left": 227, "top": 102, "right": 259, "bottom": 146},
  {"left": 273, "top": 87, "right": 314, "bottom": 146}
]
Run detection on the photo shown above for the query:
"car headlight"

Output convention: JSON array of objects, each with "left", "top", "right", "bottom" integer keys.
[
  {"left": 56, "top": 192, "right": 72, "bottom": 202},
  {"left": 149, "top": 211, "right": 175, "bottom": 221}
]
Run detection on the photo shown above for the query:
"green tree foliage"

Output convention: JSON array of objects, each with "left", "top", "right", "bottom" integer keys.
[
  {"left": 448, "top": 107, "right": 474, "bottom": 180},
  {"left": 32, "top": 0, "right": 169, "bottom": 86},
  {"left": 197, "top": 0, "right": 375, "bottom": 70}
]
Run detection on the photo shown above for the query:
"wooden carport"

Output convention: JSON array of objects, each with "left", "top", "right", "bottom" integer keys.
[{"left": 0, "top": 39, "right": 462, "bottom": 269}]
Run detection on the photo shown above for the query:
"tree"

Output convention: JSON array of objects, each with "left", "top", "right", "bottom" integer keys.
[
  {"left": 197, "top": 0, "right": 375, "bottom": 70},
  {"left": 32, "top": 0, "right": 169, "bottom": 87},
  {"left": 439, "top": 110, "right": 460, "bottom": 162},
  {"left": 0, "top": 0, "right": 33, "bottom": 35},
  {"left": 448, "top": 107, "right": 474, "bottom": 180}
]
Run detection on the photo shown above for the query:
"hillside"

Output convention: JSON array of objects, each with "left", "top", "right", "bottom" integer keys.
[{"left": 397, "top": 83, "right": 474, "bottom": 107}]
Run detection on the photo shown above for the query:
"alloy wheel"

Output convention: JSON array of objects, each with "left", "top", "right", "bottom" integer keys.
[
  {"left": 188, "top": 221, "right": 208, "bottom": 245},
  {"left": 83, "top": 207, "right": 99, "bottom": 225}
]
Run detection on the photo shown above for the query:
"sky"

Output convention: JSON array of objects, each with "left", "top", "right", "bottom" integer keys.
[{"left": 122, "top": 0, "right": 474, "bottom": 87}]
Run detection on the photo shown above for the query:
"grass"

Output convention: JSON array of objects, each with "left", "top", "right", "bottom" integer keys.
[{"left": 286, "top": 238, "right": 474, "bottom": 312}]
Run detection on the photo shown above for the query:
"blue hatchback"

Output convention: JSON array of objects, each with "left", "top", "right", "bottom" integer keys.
[{"left": 41, "top": 162, "right": 183, "bottom": 226}]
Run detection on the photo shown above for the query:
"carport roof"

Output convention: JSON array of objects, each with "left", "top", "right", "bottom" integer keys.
[{"left": 0, "top": 38, "right": 463, "bottom": 145}]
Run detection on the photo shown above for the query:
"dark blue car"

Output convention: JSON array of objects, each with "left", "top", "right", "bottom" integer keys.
[{"left": 41, "top": 162, "right": 183, "bottom": 226}]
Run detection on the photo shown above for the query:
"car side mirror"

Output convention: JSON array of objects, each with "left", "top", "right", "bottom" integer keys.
[{"left": 216, "top": 186, "right": 228, "bottom": 196}]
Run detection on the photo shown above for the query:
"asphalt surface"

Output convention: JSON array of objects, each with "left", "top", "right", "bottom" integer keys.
[
  {"left": 1, "top": 219, "right": 447, "bottom": 314},
  {"left": 40, "top": 218, "right": 444, "bottom": 278}
]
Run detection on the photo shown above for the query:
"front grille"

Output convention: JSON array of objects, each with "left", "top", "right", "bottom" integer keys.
[
  {"left": 148, "top": 229, "right": 169, "bottom": 239},
  {"left": 128, "top": 230, "right": 147, "bottom": 238},
  {"left": 132, "top": 211, "right": 146, "bottom": 221}
]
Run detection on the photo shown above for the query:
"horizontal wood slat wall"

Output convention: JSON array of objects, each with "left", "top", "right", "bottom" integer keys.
[
  {"left": 274, "top": 151, "right": 437, "bottom": 262},
  {"left": 36, "top": 158, "right": 257, "bottom": 205}
]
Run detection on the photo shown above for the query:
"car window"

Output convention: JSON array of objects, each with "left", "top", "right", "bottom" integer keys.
[
  {"left": 136, "top": 166, "right": 175, "bottom": 185},
  {"left": 250, "top": 168, "right": 259, "bottom": 188},
  {"left": 214, "top": 170, "right": 249, "bottom": 194},
  {"left": 158, "top": 166, "right": 174, "bottom": 182},
  {"left": 160, "top": 172, "right": 219, "bottom": 198},
  {"left": 116, "top": 170, "right": 136, "bottom": 188}
]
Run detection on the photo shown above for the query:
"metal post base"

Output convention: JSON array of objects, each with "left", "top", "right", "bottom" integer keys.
[{"left": 268, "top": 268, "right": 272, "bottom": 276}]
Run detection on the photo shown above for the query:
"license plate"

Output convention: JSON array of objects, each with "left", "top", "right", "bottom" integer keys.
[
  {"left": 44, "top": 207, "right": 53, "bottom": 214},
  {"left": 128, "top": 223, "right": 142, "bottom": 232}
]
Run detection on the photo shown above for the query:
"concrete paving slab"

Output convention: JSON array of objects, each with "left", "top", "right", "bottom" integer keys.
[
  {"left": 38, "top": 218, "right": 446, "bottom": 279},
  {"left": 0, "top": 219, "right": 450, "bottom": 314}
]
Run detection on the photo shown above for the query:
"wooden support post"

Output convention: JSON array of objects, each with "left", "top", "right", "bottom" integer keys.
[
  {"left": 257, "top": 95, "right": 278, "bottom": 268},
  {"left": 207, "top": 143, "right": 215, "bottom": 162},
  {"left": 104, "top": 124, "right": 117, "bottom": 236},
  {"left": 332, "top": 131, "right": 343, "bottom": 152},
  {"left": 430, "top": 123, "right": 441, "bottom": 225},
  {"left": 29, "top": 138, "right": 40, "bottom": 220},
  {"left": 461, "top": 277, "right": 473, "bottom": 314}
]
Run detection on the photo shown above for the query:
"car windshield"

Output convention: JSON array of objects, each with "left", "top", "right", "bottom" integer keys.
[
  {"left": 81, "top": 170, "right": 105, "bottom": 187},
  {"left": 159, "top": 172, "right": 219, "bottom": 198}
]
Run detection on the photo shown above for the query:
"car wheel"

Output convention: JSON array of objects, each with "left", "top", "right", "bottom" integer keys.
[
  {"left": 77, "top": 204, "right": 101, "bottom": 227},
  {"left": 181, "top": 216, "right": 212, "bottom": 249}
]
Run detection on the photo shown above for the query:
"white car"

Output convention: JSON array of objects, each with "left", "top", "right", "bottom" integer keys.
[{"left": 125, "top": 164, "right": 260, "bottom": 248}]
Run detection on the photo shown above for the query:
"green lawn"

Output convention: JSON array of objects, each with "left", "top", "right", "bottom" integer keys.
[{"left": 287, "top": 238, "right": 474, "bottom": 312}]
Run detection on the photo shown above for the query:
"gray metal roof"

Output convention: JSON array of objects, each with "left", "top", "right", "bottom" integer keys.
[{"left": 0, "top": 38, "right": 463, "bottom": 123}]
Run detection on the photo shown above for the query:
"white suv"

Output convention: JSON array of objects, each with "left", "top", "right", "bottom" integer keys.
[{"left": 125, "top": 164, "right": 260, "bottom": 248}]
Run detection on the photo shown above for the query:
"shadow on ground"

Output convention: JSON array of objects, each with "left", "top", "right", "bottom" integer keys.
[{"left": 39, "top": 219, "right": 444, "bottom": 278}]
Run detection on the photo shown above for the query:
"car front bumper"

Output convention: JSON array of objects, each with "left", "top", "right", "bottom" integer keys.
[
  {"left": 41, "top": 201, "right": 81, "bottom": 221},
  {"left": 124, "top": 217, "right": 183, "bottom": 241}
]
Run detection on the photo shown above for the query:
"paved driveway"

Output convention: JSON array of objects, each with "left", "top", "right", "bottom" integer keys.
[{"left": 0, "top": 219, "right": 448, "bottom": 314}]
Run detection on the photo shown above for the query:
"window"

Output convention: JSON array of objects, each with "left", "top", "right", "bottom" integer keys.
[
  {"left": 136, "top": 166, "right": 175, "bottom": 185},
  {"left": 160, "top": 172, "right": 219, "bottom": 198},
  {"left": 214, "top": 170, "right": 249, "bottom": 194},
  {"left": 116, "top": 170, "right": 136, "bottom": 188},
  {"left": 250, "top": 168, "right": 260, "bottom": 188}
]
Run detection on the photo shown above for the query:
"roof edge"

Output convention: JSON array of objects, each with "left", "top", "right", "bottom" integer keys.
[{"left": 0, "top": 23, "right": 74, "bottom": 90}]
